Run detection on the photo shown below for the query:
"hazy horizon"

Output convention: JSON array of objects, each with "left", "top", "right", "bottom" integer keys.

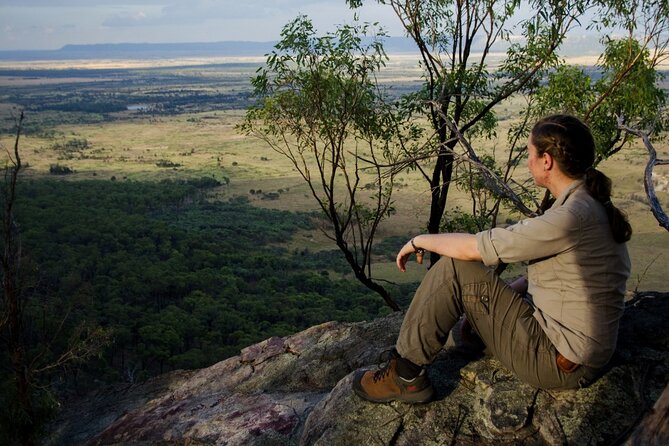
[
  {"left": 0, "top": 0, "right": 611, "bottom": 55},
  {"left": 0, "top": 36, "right": 613, "bottom": 68}
]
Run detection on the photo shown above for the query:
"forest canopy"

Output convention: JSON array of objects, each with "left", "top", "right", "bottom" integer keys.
[{"left": 3, "top": 178, "right": 415, "bottom": 386}]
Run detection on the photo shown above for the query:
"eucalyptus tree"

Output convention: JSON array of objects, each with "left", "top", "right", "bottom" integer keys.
[
  {"left": 532, "top": 39, "right": 666, "bottom": 158},
  {"left": 345, "top": 0, "right": 668, "bottom": 260},
  {"left": 533, "top": 0, "right": 669, "bottom": 162},
  {"left": 510, "top": 0, "right": 669, "bottom": 210},
  {"left": 242, "top": 17, "right": 413, "bottom": 310},
  {"left": 346, "top": 0, "right": 588, "bottom": 261}
]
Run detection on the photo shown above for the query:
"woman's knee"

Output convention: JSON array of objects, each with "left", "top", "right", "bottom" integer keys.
[
  {"left": 451, "top": 257, "right": 495, "bottom": 278},
  {"left": 430, "top": 256, "right": 490, "bottom": 279}
]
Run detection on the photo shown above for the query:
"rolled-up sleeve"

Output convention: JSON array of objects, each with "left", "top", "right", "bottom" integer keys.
[
  {"left": 475, "top": 208, "right": 579, "bottom": 267},
  {"left": 476, "top": 230, "right": 501, "bottom": 266}
]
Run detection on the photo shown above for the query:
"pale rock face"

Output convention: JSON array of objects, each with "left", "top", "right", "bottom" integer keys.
[{"left": 49, "top": 293, "right": 668, "bottom": 446}]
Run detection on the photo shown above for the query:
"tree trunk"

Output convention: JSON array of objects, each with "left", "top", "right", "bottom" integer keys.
[
  {"left": 336, "top": 238, "right": 400, "bottom": 311},
  {"left": 624, "top": 382, "right": 669, "bottom": 446},
  {"left": 357, "top": 272, "right": 401, "bottom": 312},
  {"left": 427, "top": 127, "right": 456, "bottom": 266}
]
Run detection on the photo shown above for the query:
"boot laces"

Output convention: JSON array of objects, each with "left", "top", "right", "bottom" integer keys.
[{"left": 372, "top": 349, "right": 396, "bottom": 383}]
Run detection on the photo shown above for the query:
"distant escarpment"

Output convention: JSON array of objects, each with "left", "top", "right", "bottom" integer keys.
[{"left": 47, "top": 292, "right": 669, "bottom": 446}]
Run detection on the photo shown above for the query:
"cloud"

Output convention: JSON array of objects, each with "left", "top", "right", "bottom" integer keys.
[
  {"left": 2, "top": 0, "right": 168, "bottom": 6},
  {"left": 8, "top": 0, "right": 343, "bottom": 17},
  {"left": 0, "top": 0, "right": 400, "bottom": 49},
  {"left": 161, "top": 2, "right": 259, "bottom": 21},
  {"left": 99, "top": 0, "right": 349, "bottom": 28},
  {"left": 103, "top": 1, "right": 258, "bottom": 28},
  {"left": 103, "top": 10, "right": 154, "bottom": 27}
]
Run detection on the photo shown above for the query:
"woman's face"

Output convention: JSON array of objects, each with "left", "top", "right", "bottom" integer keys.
[{"left": 527, "top": 137, "right": 547, "bottom": 188}]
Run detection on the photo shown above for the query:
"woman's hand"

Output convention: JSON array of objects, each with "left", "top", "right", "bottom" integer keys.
[{"left": 396, "top": 239, "right": 424, "bottom": 272}]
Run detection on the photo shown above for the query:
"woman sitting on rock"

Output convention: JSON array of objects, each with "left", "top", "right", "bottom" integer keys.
[{"left": 353, "top": 114, "right": 632, "bottom": 403}]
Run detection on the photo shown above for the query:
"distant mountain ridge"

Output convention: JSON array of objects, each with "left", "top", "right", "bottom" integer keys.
[
  {"left": 0, "top": 34, "right": 608, "bottom": 63},
  {"left": 0, "top": 38, "right": 419, "bottom": 61}
]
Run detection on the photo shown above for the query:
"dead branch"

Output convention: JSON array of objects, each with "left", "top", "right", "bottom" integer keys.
[
  {"left": 436, "top": 108, "right": 539, "bottom": 217},
  {"left": 617, "top": 117, "right": 669, "bottom": 231},
  {"left": 1, "top": 111, "right": 24, "bottom": 331}
]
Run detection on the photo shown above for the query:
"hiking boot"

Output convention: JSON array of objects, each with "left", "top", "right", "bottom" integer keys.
[{"left": 352, "top": 350, "right": 434, "bottom": 404}]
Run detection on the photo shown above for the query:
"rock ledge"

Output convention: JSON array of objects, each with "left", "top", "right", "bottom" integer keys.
[{"left": 49, "top": 293, "right": 669, "bottom": 446}]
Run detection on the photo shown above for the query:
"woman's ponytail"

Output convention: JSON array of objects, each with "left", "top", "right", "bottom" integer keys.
[{"left": 584, "top": 168, "right": 632, "bottom": 243}]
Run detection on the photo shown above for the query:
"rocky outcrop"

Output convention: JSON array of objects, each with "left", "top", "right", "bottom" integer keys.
[{"left": 51, "top": 292, "right": 669, "bottom": 446}]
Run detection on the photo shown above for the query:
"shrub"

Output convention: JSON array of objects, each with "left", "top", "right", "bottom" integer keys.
[
  {"left": 186, "top": 177, "right": 221, "bottom": 189},
  {"left": 156, "top": 160, "right": 181, "bottom": 168},
  {"left": 49, "top": 164, "right": 74, "bottom": 175}
]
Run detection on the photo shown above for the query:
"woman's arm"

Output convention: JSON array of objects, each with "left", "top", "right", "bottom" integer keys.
[{"left": 396, "top": 233, "right": 482, "bottom": 272}]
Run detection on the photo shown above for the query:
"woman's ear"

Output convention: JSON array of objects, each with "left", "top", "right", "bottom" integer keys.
[{"left": 543, "top": 152, "right": 554, "bottom": 171}]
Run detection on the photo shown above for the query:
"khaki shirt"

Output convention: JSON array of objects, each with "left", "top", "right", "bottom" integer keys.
[{"left": 476, "top": 180, "right": 630, "bottom": 368}]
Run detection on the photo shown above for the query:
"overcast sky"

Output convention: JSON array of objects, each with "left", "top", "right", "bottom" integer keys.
[{"left": 0, "top": 0, "right": 405, "bottom": 51}]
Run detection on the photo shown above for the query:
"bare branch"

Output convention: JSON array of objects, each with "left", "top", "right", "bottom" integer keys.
[
  {"left": 434, "top": 105, "right": 538, "bottom": 216},
  {"left": 617, "top": 117, "right": 669, "bottom": 231},
  {"left": 34, "top": 326, "right": 111, "bottom": 375}
]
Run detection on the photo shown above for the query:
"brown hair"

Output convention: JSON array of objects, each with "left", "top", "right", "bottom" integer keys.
[{"left": 531, "top": 114, "right": 632, "bottom": 243}]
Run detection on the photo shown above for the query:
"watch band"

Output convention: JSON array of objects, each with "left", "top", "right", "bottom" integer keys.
[{"left": 411, "top": 238, "right": 425, "bottom": 254}]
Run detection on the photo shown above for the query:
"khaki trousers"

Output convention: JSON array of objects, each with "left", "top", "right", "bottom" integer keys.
[{"left": 396, "top": 257, "right": 599, "bottom": 390}]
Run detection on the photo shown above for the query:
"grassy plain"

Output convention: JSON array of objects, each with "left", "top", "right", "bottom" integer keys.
[{"left": 0, "top": 56, "right": 667, "bottom": 291}]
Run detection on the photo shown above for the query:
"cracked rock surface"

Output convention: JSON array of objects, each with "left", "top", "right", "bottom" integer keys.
[{"left": 49, "top": 293, "right": 668, "bottom": 446}]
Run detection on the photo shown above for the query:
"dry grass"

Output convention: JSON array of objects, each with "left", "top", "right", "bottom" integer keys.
[
  {"left": 0, "top": 56, "right": 267, "bottom": 72},
  {"left": 0, "top": 57, "right": 667, "bottom": 292}
]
